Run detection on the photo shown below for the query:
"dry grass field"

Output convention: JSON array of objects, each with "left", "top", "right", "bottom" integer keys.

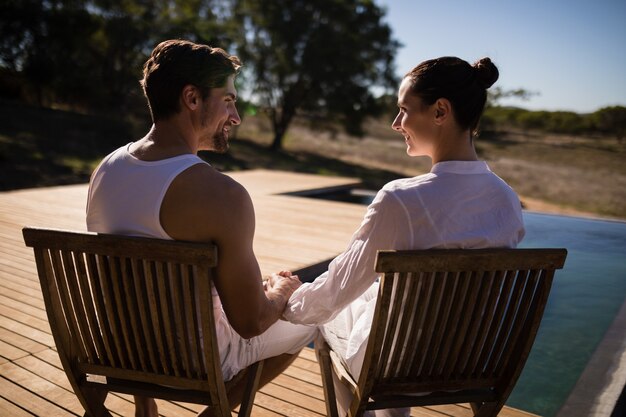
[
  {"left": 0, "top": 98, "right": 624, "bottom": 220},
  {"left": 236, "top": 115, "right": 626, "bottom": 220}
]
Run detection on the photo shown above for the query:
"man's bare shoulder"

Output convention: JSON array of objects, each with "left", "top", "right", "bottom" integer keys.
[
  {"left": 177, "top": 163, "right": 249, "bottom": 201},
  {"left": 161, "top": 163, "right": 253, "bottom": 241}
]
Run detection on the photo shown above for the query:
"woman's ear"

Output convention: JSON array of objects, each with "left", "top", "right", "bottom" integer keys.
[
  {"left": 181, "top": 85, "right": 200, "bottom": 110},
  {"left": 433, "top": 98, "right": 452, "bottom": 125}
]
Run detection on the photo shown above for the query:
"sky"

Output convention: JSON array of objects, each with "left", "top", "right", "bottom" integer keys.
[{"left": 377, "top": 0, "right": 626, "bottom": 113}]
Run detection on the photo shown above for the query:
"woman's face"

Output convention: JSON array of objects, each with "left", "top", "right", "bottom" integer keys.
[{"left": 391, "top": 77, "right": 437, "bottom": 158}]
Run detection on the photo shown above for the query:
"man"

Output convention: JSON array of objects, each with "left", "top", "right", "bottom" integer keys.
[{"left": 86, "top": 39, "right": 317, "bottom": 417}]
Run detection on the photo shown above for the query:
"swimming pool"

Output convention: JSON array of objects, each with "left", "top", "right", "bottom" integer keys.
[
  {"left": 510, "top": 212, "right": 626, "bottom": 417},
  {"left": 299, "top": 189, "right": 626, "bottom": 416}
]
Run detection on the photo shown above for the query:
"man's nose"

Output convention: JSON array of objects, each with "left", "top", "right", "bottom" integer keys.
[{"left": 230, "top": 107, "right": 241, "bottom": 126}]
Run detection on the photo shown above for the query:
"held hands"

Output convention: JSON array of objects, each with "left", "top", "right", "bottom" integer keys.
[
  {"left": 262, "top": 271, "right": 301, "bottom": 323},
  {"left": 264, "top": 270, "right": 302, "bottom": 300}
]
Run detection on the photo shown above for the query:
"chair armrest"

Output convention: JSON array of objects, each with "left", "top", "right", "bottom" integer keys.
[{"left": 329, "top": 349, "right": 358, "bottom": 394}]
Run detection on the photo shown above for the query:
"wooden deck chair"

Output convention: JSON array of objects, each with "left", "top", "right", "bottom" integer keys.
[
  {"left": 23, "top": 227, "right": 264, "bottom": 417},
  {"left": 317, "top": 248, "right": 567, "bottom": 417}
]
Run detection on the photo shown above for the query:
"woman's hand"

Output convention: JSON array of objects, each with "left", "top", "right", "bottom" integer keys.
[{"left": 264, "top": 270, "right": 302, "bottom": 300}]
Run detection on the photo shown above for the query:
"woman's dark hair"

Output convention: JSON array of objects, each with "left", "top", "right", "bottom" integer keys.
[
  {"left": 404, "top": 56, "right": 499, "bottom": 136},
  {"left": 141, "top": 39, "right": 242, "bottom": 122}
]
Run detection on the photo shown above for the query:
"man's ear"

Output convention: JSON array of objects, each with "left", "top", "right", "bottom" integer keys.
[
  {"left": 181, "top": 85, "right": 200, "bottom": 110},
  {"left": 433, "top": 98, "right": 452, "bottom": 125}
]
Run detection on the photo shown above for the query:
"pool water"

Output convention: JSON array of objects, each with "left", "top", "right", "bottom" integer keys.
[
  {"left": 510, "top": 212, "right": 626, "bottom": 417},
  {"left": 300, "top": 189, "right": 626, "bottom": 417}
]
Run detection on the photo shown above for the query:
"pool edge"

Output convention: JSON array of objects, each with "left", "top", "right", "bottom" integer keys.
[{"left": 556, "top": 294, "right": 626, "bottom": 417}]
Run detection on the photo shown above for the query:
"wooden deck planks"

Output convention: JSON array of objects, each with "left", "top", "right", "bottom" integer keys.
[
  {"left": 0, "top": 170, "right": 539, "bottom": 416},
  {"left": 0, "top": 374, "right": 77, "bottom": 417},
  {"left": 0, "top": 396, "right": 35, "bottom": 417}
]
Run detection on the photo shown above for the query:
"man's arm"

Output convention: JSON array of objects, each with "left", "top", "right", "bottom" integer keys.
[
  {"left": 208, "top": 180, "right": 299, "bottom": 338},
  {"left": 161, "top": 165, "right": 299, "bottom": 338}
]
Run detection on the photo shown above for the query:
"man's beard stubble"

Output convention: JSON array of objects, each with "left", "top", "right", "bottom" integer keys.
[
  {"left": 211, "top": 130, "right": 229, "bottom": 153},
  {"left": 199, "top": 105, "right": 230, "bottom": 153}
]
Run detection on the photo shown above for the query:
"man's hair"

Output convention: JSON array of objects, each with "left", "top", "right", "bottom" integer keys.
[{"left": 140, "top": 39, "right": 242, "bottom": 122}]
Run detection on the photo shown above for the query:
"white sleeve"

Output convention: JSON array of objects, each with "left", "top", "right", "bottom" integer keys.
[{"left": 283, "top": 189, "right": 409, "bottom": 325}]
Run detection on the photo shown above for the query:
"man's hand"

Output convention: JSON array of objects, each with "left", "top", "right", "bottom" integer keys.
[{"left": 264, "top": 271, "right": 302, "bottom": 300}]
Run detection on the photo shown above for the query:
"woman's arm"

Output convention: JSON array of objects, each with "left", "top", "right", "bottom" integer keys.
[{"left": 283, "top": 188, "right": 409, "bottom": 325}]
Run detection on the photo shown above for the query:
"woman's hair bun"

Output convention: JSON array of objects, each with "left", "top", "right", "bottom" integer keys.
[{"left": 473, "top": 57, "right": 499, "bottom": 89}]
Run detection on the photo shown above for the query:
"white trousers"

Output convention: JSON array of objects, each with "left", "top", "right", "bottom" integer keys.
[
  {"left": 321, "top": 284, "right": 409, "bottom": 417},
  {"left": 221, "top": 318, "right": 319, "bottom": 381}
]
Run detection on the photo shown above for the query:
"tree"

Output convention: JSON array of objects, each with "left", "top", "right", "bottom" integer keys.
[
  {"left": 233, "top": 0, "right": 400, "bottom": 150},
  {"left": 487, "top": 87, "right": 537, "bottom": 108},
  {"left": 0, "top": 0, "right": 99, "bottom": 105},
  {"left": 0, "top": 0, "right": 237, "bottom": 111},
  {"left": 592, "top": 106, "right": 626, "bottom": 143}
]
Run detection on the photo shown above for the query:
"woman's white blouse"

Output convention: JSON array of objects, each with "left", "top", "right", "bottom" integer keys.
[{"left": 284, "top": 160, "right": 526, "bottom": 326}]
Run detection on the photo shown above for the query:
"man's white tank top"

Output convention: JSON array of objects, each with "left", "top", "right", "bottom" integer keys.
[{"left": 86, "top": 143, "right": 207, "bottom": 238}]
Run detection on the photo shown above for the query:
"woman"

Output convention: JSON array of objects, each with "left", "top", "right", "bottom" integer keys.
[{"left": 283, "top": 56, "right": 526, "bottom": 417}]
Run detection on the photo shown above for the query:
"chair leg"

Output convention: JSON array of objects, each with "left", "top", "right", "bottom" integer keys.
[
  {"left": 471, "top": 401, "right": 503, "bottom": 417},
  {"left": 79, "top": 386, "right": 112, "bottom": 417},
  {"left": 237, "top": 360, "right": 264, "bottom": 417},
  {"left": 316, "top": 341, "right": 340, "bottom": 417}
]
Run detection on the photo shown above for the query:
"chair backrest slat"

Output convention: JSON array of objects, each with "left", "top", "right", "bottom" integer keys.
[
  {"left": 412, "top": 271, "right": 440, "bottom": 378},
  {"left": 168, "top": 263, "right": 192, "bottom": 378},
  {"left": 389, "top": 272, "right": 421, "bottom": 378},
  {"left": 430, "top": 271, "right": 462, "bottom": 377},
  {"left": 130, "top": 258, "right": 160, "bottom": 373},
  {"left": 182, "top": 265, "right": 205, "bottom": 377},
  {"left": 487, "top": 270, "right": 539, "bottom": 375},
  {"left": 406, "top": 272, "right": 435, "bottom": 378},
  {"left": 109, "top": 255, "right": 138, "bottom": 369},
  {"left": 482, "top": 268, "right": 530, "bottom": 378},
  {"left": 84, "top": 252, "right": 118, "bottom": 367},
  {"left": 98, "top": 254, "right": 129, "bottom": 368},
  {"left": 50, "top": 248, "right": 91, "bottom": 363},
  {"left": 458, "top": 270, "right": 495, "bottom": 378},
  {"left": 422, "top": 271, "right": 454, "bottom": 378},
  {"left": 155, "top": 261, "right": 181, "bottom": 377},
  {"left": 425, "top": 271, "right": 459, "bottom": 377},
  {"left": 443, "top": 270, "right": 482, "bottom": 379},
  {"left": 378, "top": 272, "right": 408, "bottom": 380},
  {"left": 143, "top": 259, "right": 170, "bottom": 374},
  {"left": 494, "top": 270, "right": 550, "bottom": 377},
  {"left": 73, "top": 251, "right": 106, "bottom": 363},
  {"left": 59, "top": 250, "right": 96, "bottom": 363},
  {"left": 119, "top": 257, "right": 148, "bottom": 371},
  {"left": 440, "top": 271, "right": 472, "bottom": 379},
  {"left": 463, "top": 270, "right": 504, "bottom": 378},
  {"left": 34, "top": 248, "right": 71, "bottom": 354},
  {"left": 469, "top": 269, "right": 516, "bottom": 380}
]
